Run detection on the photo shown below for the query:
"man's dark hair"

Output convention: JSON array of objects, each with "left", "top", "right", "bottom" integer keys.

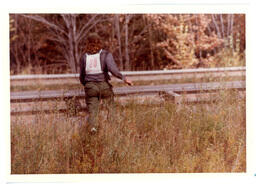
[{"left": 84, "top": 33, "right": 103, "bottom": 54}]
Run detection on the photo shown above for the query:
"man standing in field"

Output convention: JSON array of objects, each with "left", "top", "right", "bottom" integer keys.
[{"left": 79, "top": 33, "right": 132, "bottom": 134}]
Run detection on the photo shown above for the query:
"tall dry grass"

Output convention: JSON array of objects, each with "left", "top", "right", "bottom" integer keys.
[{"left": 11, "top": 89, "right": 246, "bottom": 173}]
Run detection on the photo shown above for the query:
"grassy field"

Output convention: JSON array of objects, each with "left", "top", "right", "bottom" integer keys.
[{"left": 11, "top": 89, "right": 246, "bottom": 174}]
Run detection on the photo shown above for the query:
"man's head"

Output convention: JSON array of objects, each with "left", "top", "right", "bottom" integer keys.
[{"left": 84, "top": 33, "right": 102, "bottom": 54}]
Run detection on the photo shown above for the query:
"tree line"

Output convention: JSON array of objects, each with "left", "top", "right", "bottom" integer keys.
[{"left": 9, "top": 14, "right": 245, "bottom": 74}]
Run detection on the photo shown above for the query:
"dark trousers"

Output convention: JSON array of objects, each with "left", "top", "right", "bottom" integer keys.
[{"left": 84, "top": 81, "right": 114, "bottom": 129}]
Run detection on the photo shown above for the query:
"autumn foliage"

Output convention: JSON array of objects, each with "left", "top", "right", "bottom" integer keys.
[{"left": 9, "top": 14, "right": 245, "bottom": 74}]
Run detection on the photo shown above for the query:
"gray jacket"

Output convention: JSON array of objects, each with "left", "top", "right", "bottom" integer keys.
[{"left": 79, "top": 50, "right": 125, "bottom": 86}]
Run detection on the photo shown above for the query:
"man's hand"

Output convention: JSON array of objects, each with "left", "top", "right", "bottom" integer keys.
[{"left": 124, "top": 77, "right": 133, "bottom": 86}]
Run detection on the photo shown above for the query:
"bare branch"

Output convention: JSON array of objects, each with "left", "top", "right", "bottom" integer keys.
[
  {"left": 46, "top": 35, "right": 66, "bottom": 45},
  {"left": 163, "top": 48, "right": 179, "bottom": 65},
  {"left": 115, "top": 14, "right": 123, "bottom": 70},
  {"left": 22, "top": 14, "right": 67, "bottom": 36},
  {"left": 76, "top": 14, "right": 98, "bottom": 41},
  {"left": 121, "top": 14, "right": 134, "bottom": 33},
  {"left": 77, "top": 17, "right": 103, "bottom": 43},
  {"left": 211, "top": 14, "right": 222, "bottom": 38},
  {"left": 131, "top": 24, "right": 150, "bottom": 44},
  {"left": 230, "top": 14, "right": 234, "bottom": 37},
  {"left": 220, "top": 14, "right": 225, "bottom": 38}
]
